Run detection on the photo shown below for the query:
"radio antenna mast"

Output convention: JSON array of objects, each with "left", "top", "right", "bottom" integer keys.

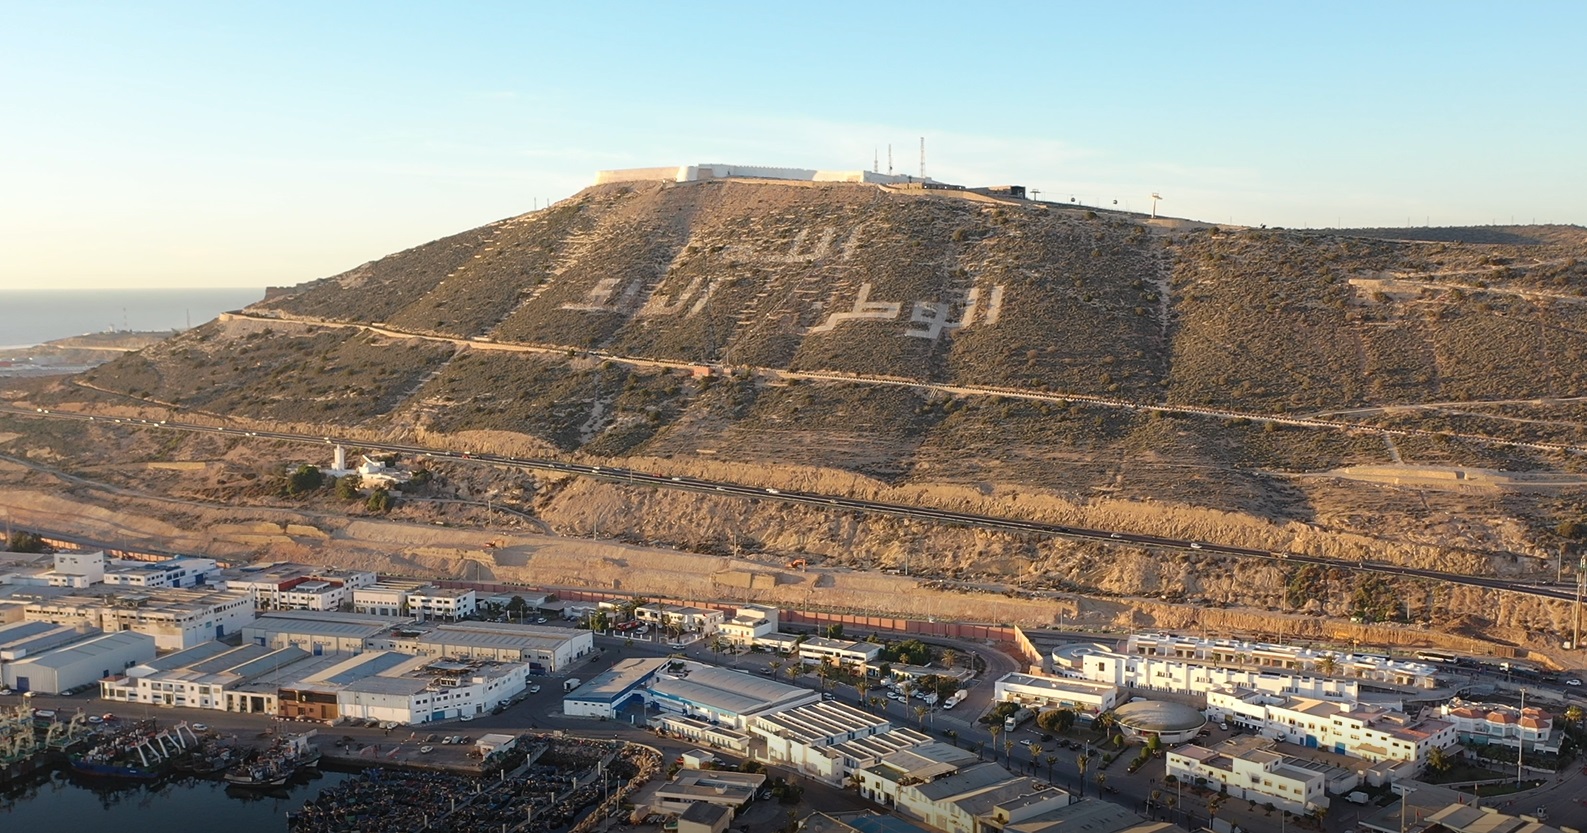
[
  {"left": 887, "top": 145, "right": 893, "bottom": 176},
  {"left": 919, "top": 136, "right": 925, "bottom": 180}
]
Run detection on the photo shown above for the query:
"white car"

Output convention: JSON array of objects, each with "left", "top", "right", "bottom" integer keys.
[
  {"left": 460, "top": 714, "right": 474, "bottom": 722},
  {"left": 528, "top": 684, "right": 541, "bottom": 694},
  {"left": 1566, "top": 678, "right": 1582, "bottom": 686},
  {"left": 192, "top": 723, "right": 209, "bottom": 733}
]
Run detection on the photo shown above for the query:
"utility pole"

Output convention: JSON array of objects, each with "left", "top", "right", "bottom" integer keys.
[
  {"left": 1576, "top": 555, "right": 1585, "bottom": 652},
  {"left": 1516, "top": 688, "right": 1525, "bottom": 787}
]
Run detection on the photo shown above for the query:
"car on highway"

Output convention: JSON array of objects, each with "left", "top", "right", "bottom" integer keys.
[
  {"left": 192, "top": 723, "right": 209, "bottom": 733},
  {"left": 1567, "top": 678, "right": 1582, "bottom": 686},
  {"left": 1189, "top": 542, "right": 1203, "bottom": 549},
  {"left": 460, "top": 714, "right": 474, "bottom": 722}
]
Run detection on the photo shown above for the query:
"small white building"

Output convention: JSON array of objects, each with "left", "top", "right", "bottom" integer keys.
[
  {"left": 405, "top": 587, "right": 477, "bottom": 621},
  {"left": 718, "top": 605, "right": 778, "bottom": 646},
  {"left": 797, "top": 637, "right": 881, "bottom": 669},
  {"left": 223, "top": 564, "right": 377, "bottom": 612},
  {"left": 1167, "top": 737, "right": 1329, "bottom": 815},
  {"left": 352, "top": 582, "right": 423, "bottom": 617},
  {"left": 993, "top": 672, "right": 1121, "bottom": 715},
  {"left": 98, "top": 641, "right": 312, "bottom": 710},
  {"left": 635, "top": 604, "right": 723, "bottom": 636},
  {"left": 1439, "top": 699, "right": 1559, "bottom": 754},
  {"left": 102, "top": 557, "right": 221, "bottom": 589}
]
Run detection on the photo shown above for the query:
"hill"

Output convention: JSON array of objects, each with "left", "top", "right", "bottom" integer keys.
[{"left": 8, "top": 177, "right": 1587, "bottom": 650}]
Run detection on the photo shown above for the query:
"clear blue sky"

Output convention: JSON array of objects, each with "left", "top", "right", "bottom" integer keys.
[{"left": 2, "top": 1, "right": 1583, "bottom": 290}]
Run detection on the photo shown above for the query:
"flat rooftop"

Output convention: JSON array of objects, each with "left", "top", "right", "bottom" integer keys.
[{"left": 567, "top": 657, "right": 666, "bottom": 703}]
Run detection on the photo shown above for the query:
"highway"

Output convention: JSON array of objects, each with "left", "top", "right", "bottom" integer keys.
[{"left": 1, "top": 405, "right": 1580, "bottom": 606}]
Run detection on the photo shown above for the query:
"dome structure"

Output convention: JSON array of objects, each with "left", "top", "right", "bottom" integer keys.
[{"left": 1111, "top": 699, "right": 1207, "bottom": 745}]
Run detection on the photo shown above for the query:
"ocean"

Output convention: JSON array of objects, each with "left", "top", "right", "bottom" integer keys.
[{"left": 0, "top": 288, "right": 265, "bottom": 350}]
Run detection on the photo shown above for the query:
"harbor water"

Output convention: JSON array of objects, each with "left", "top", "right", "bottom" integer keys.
[{"left": 0, "top": 768, "right": 354, "bottom": 832}]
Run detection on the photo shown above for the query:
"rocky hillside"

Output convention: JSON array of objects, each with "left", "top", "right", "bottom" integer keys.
[{"left": 11, "top": 179, "right": 1587, "bottom": 649}]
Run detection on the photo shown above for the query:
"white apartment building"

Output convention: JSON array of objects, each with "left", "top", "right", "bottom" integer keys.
[
  {"left": 23, "top": 588, "right": 256, "bottom": 650},
  {"left": 1167, "top": 737, "right": 1330, "bottom": 815},
  {"left": 797, "top": 637, "right": 881, "bottom": 669},
  {"left": 719, "top": 605, "right": 778, "bottom": 646},
  {"left": 993, "top": 672, "right": 1120, "bottom": 714},
  {"left": 223, "top": 564, "right": 377, "bottom": 612},
  {"left": 102, "top": 557, "right": 221, "bottom": 589},
  {"left": 1206, "top": 687, "right": 1456, "bottom": 774},
  {"left": 1062, "top": 646, "right": 1364, "bottom": 702},
  {"left": 405, "top": 587, "right": 477, "bottom": 620},
  {"left": 352, "top": 582, "right": 425, "bottom": 617},
  {"left": 635, "top": 603, "right": 723, "bottom": 636},
  {"left": 1123, "top": 633, "right": 1438, "bottom": 689},
  {"left": 1439, "top": 699, "right": 1559, "bottom": 754}
]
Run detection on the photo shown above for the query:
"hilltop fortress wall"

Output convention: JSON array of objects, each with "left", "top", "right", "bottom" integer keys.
[{"left": 594, "top": 163, "right": 936, "bottom": 186}]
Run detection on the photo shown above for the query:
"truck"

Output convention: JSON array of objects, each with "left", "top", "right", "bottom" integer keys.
[
  {"left": 563, "top": 678, "right": 582, "bottom": 693},
  {"left": 942, "top": 690, "right": 968, "bottom": 710},
  {"left": 1004, "top": 707, "right": 1036, "bottom": 732},
  {"left": 1346, "top": 791, "right": 1370, "bottom": 805}
]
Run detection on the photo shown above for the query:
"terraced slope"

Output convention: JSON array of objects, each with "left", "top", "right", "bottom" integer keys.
[{"left": 38, "top": 179, "right": 1587, "bottom": 534}]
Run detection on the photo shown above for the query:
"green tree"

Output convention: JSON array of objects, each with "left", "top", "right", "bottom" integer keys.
[
  {"left": 1027, "top": 743, "right": 1043, "bottom": 774},
  {"left": 824, "top": 623, "right": 844, "bottom": 639},
  {"left": 505, "top": 596, "right": 529, "bottom": 621},
  {"left": 286, "top": 464, "right": 324, "bottom": 495},
  {"left": 1075, "top": 753, "right": 1089, "bottom": 796},
  {"left": 335, "top": 474, "right": 362, "bottom": 500},
  {"left": 1427, "top": 745, "right": 1453, "bottom": 773},
  {"left": 365, "top": 487, "right": 391, "bottom": 513},
  {"left": 5, "top": 530, "right": 46, "bottom": 553}
]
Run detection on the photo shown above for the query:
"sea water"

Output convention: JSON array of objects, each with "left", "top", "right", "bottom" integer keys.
[
  {"left": 0, "top": 769, "right": 354, "bottom": 833},
  {"left": 0, "top": 288, "right": 265, "bottom": 350}
]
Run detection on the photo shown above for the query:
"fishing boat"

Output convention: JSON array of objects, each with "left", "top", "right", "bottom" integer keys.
[
  {"left": 69, "top": 720, "right": 197, "bottom": 781},
  {"left": 225, "top": 731, "right": 319, "bottom": 788}
]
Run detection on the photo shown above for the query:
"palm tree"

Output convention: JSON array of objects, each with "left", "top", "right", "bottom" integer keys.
[
  {"left": 941, "top": 649, "right": 959, "bottom": 670},
  {"left": 988, "top": 724, "right": 1003, "bottom": 761},
  {"left": 1075, "top": 752, "right": 1088, "bottom": 796},
  {"left": 1027, "top": 743, "right": 1043, "bottom": 775},
  {"left": 1096, "top": 710, "right": 1116, "bottom": 738},
  {"left": 855, "top": 676, "right": 871, "bottom": 704},
  {"left": 914, "top": 705, "right": 929, "bottom": 728},
  {"left": 1003, "top": 737, "right": 1014, "bottom": 767},
  {"left": 1317, "top": 653, "right": 1338, "bottom": 677},
  {"left": 1094, "top": 772, "right": 1107, "bottom": 793},
  {"left": 1044, "top": 754, "right": 1057, "bottom": 784},
  {"left": 768, "top": 659, "right": 783, "bottom": 679},
  {"left": 1564, "top": 705, "right": 1584, "bottom": 726}
]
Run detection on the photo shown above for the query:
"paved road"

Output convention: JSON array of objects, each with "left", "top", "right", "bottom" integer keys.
[{"left": 4, "top": 405, "right": 1578, "bottom": 608}]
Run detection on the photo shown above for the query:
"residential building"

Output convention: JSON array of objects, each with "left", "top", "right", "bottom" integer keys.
[
  {"left": 1206, "top": 687, "right": 1456, "bottom": 774},
  {"left": 352, "top": 581, "right": 427, "bottom": 617},
  {"left": 797, "top": 637, "right": 882, "bottom": 669},
  {"left": 1121, "top": 633, "right": 1438, "bottom": 689},
  {"left": 636, "top": 604, "right": 723, "bottom": 636},
  {"left": 994, "top": 672, "right": 1120, "bottom": 715},
  {"left": 719, "top": 605, "right": 779, "bottom": 646},
  {"left": 102, "top": 557, "right": 220, "bottom": 589},
  {"left": 1439, "top": 699, "right": 1559, "bottom": 754},
  {"left": 22, "top": 587, "right": 255, "bottom": 650},
  {"left": 1060, "top": 646, "right": 1364, "bottom": 702},
  {"left": 222, "top": 563, "right": 376, "bottom": 611},
  {"left": 404, "top": 587, "right": 477, "bottom": 620},
  {"left": 1166, "top": 737, "right": 1329, "bottom": 815}
]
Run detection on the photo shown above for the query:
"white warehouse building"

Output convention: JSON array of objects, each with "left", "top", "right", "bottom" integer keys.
[{"left": 1, "top": 630, "right": 156, "bottom": 694}]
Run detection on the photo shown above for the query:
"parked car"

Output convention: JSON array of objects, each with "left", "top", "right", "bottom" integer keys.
[{"left": 528, "top": 684, "right": 541, "bottom": 694}]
